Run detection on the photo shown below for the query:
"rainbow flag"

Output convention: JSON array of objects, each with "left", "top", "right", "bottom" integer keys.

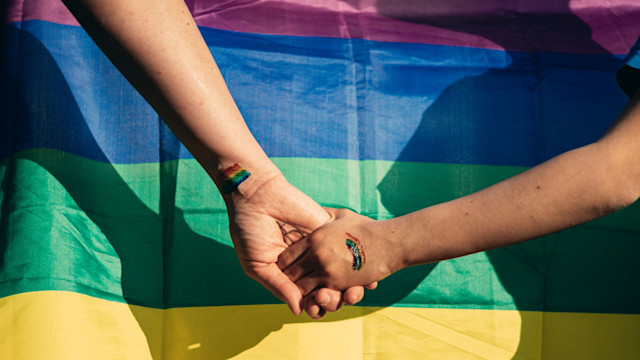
[{"left": 3, "top": 0, "right": 640, "bottom": 358}]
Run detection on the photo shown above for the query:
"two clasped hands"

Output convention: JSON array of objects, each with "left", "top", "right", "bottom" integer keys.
[
  {"left": 65, "top": 0, "right": 640, "bottom": 321},
  {"left": 222, "top": 167, "right": 389, "bottom": 319},
  {"left": 62, "top": 0, "right": 424, "bottom": 320}
]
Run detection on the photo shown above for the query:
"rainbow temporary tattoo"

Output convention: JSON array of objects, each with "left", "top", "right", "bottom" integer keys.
[
  {"left": 219, "top": 163, "right": 250, "bottom": 194},
  {"left": 345, "top": 232, "right": 366, "bottom": 271}
]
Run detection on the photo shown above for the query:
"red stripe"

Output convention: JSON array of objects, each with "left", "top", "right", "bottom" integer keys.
[
  {"left": 346, "top": 232, "right": 366, "bottom": 264},
  {"left": 221, "top": 163, "right": 242, "bottom": 178}
]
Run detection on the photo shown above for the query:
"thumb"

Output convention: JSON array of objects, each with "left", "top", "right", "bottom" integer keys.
[
  {"left": 321, "top": 206, "right": 344, "bottom": 221},
  {"left": 253, "top": 264, "right": 303, "bottom": 315},
  {"left": 278, "top": 185, "right": 330, "bottom": 232}
]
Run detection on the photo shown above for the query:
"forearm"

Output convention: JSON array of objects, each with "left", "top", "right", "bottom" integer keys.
[
  {"left": 391, "top": 98, "right": 640, "bottom": 269},
  {"left": 63, "top": 0, "right": 278, "bottom": 188}
]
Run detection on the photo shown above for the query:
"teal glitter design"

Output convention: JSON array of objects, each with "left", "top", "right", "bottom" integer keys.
[{"left": 346, "top": 239, "right": 363, "bottom": 271}]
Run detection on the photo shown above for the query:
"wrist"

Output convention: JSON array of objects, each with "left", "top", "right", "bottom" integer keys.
[
  {"left": 208, "top": 157, "right": 282, "bottom": 201},
  {"left": 224, "top": 173, "right": 286, "bottom": 217},
  {"left": 388, "top": 206, "right": 468, "bottom": 268},
  {"left": 369, "top": 218, "right": 409, "bottom": 275},
  {"left": 378, "top": 214, "right": 426, "bottom": 271}
]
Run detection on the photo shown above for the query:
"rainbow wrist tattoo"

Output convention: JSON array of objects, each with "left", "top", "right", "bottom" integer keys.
[
  {"left": 219, "top": 163, "right": 251, "bottom": 194},
  {"left": 346, "top": 232, "right": 366, "bottom": 271}
]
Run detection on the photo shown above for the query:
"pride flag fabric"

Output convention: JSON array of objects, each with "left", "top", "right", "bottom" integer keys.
[{"left": 2, "top": 0, "right": 640, "bottom": 358}]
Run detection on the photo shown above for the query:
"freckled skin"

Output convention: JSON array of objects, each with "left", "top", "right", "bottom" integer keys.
[
  {"left": 61, "top": 0, "right": 368, "bottom": 317},
  {"left": 282, "top": 92, "right": 640, "bottom": 291}
]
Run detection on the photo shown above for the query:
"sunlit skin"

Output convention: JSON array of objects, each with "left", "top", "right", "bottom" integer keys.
[
  {"left": 59, "top": 0, "right": 640, "bottom": 319},
  {"left": 280, "top": 91, "right": 640, "bottom": 295},
  {"left": 61, "top": 0, "right": 371, "bottom": 318}
]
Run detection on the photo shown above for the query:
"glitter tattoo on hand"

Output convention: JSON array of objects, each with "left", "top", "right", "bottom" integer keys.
[
  {"left": 345, "top": 232, "right": 366, "bottom": 271},
  {"left": 219, "top": 163, "right": 250, "bottom": 194}
]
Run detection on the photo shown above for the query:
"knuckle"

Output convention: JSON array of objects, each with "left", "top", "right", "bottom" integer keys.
[
  {"left": 325, "top": 263, "right": 342, "bottom": 278},
  {"left": 315, "top": 249, "right": 331, "bottom": 263},
  {"left": 308, "top": 233, "right": 325, "bottom": 247}
]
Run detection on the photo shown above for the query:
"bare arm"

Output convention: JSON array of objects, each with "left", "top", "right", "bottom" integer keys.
[
  {"left": 62, "top": 0, "right": 272, "bottom": 179},
  {"left": 400, "top": 92, "right": 640, "bottom": 267},
  {"left": 279, "top": 92, "right": 640, "bottom": 293},
  {"left": 61, "top": 0, "right": 367, "bottom": 316}
]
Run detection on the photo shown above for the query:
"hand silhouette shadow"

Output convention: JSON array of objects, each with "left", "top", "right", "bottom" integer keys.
[
  {"left": 4, "top": 5, "right": 640, "bottom": 358},
  {"left": 368, "top": 0, "right": 640, "bottom": 358},
  {"left": 1, "top": 25, "right": 354, "bottom": 359}
]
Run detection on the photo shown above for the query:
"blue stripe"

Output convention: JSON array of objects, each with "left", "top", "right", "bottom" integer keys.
[
  {"left": 623, "top": 37, "right": 640, "bottom": 69},
  {"left": 1, "top": 20, "right": 629, "bottom": 165}
]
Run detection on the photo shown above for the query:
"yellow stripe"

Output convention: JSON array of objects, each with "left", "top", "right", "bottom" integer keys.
[
  {"left": 226, "top": 168, "right": 245, "bottom": 179},
  {"left": 223, "top": 166, "right": 247, "bottom": 180},
  {"left": 2, "top": 291, "right": 639, "bottom": 359},
  {"left": 0, "top": 291, "right": 153, "bottom": 359}
]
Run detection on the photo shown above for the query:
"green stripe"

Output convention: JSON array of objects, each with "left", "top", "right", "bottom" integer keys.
[
  {"left": 220, "top": 169, "right": 250, "bottom": 194},
  {"left": 1, "top": 149, "right": 640, "bottom": 313}
]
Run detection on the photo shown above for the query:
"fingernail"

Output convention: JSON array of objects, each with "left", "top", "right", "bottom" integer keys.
[
  {"left": 317, "top": 293, "right": 330, "bottom": 306},
  {"left": 290, "top": 304, "right": 301, "bottom": 316},
  {"left": 309, "top": 305, "right": 320, "bottom": 317},
  {"left": 348, "top": 294, "right": 357, "bottom": 305}
]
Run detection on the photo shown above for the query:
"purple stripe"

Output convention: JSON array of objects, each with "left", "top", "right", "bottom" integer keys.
[
  {"left": 6, "top": 0, "right": 80, "bottom": 26},
  {"left": 6, "top": 0, "right": 640, "bottom": 54}
]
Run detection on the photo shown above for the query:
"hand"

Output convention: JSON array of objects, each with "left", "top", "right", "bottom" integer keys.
[
  {"left": 278, "top": 208, "right": 402, "bottom": 296},
  {"left": 302, "top": 282, "right": 378, "bottom": 320},
  {"left": 278, "top": 220, "right": 376, "bottom": 319},
  {"left": 225, "top": 173, "right": 369, "bottom": 315}
]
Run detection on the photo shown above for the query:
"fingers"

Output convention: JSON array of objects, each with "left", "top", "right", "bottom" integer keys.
[
  {"left": 313, "top": 288, "right": 344, "bottom": 312},
  {"left": 277, "top": 221, "right": 306, "bottom": 246},
  {"left": 274, "top": 206, "right": 374, "bottom": 315},
  {"left": 365, "top": 282, "right": 378, "bottom": 290},
  {"left": 277, "top": 237, "right": 309, "bottom": 271},
  {"left": 281, "top": 248, "right": 321, "bottom": 284},
  {"left": 281, "top": 186, "right": 331, "bottom": 232},
  {"left": 277, "top": 240, "right": 325, "bottom": 297},
  {"left": 295, "top": 274, "right": 324, "bottom": 296},
  {"left": 343, "top": 286, "right": 364, "bottom": 305},
  {"left": 303, "top": 288, "right": 343, "bottom": 319},
  {"left": 321, "top": 207, "right": 349, "bottom": 220},
  {"left": 251, "top": 264, "right": 303, "bottom": 315},
  {"left": 304, "top": 301, "right": 326, "bottom": 320},
  {"left": 303, "top": 286, "right": 369, "bottom": 319}
]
